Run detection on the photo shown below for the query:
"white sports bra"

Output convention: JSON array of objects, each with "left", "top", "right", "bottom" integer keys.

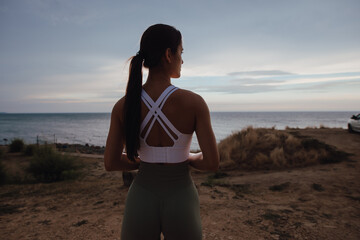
[{"left": 138, "top": 85, "right": 193, "bottom": 163}]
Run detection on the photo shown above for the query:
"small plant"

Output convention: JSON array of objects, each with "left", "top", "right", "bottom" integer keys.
[
  {"left": 211, "top": 171, "right": 229, "bottom": 179},
  {"left": 28, "top": 145, "right": 82, "bottom": 183},
  {"left": 312, "top": 183, "right": 325, "bottom": 192},
  {"left": 262, "top": 211, "right": 281, "bottom": 221},
  {"left": 9, "top": 138, "right": 25, "bottom": 153},
  {"left": 0, "top": 160, "right": 6, "bottom": 185},
  {"left": 269, "top": 182, "right": 290, "bottom": 191},
  {"left": 24, "top": 144, "right": 37, "bottom": 156}
]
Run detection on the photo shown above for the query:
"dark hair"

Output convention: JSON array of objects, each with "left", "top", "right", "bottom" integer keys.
[{"left": 124, "top": 24, "right": 182, "bottom": 161}]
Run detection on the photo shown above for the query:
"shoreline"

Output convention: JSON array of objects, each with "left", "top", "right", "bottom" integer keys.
[{"left": 1, "top": 126, "right": 354, "bottom": 155}]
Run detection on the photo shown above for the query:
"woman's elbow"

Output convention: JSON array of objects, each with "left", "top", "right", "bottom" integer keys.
[
  {"left": 104, "top": 154, "right": 116, "bottom": 171},
  {"left": 209, "top": 153, "right": 220, "bottom": 172},
  {"left": 104, "top": 159, "right": 112, "bottom": 171}
]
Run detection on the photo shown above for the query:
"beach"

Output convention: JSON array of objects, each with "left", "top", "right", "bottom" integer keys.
[{"left": 0, "top": 128, "right": 359, "bottom": 239}]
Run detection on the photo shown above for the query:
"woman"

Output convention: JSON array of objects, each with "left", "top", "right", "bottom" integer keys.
[{"left": 104, "top": 24, "right": 219, "bottom": 240}]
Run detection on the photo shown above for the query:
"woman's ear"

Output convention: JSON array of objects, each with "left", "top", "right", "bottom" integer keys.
[{"left": 165, "top": 48, "right": 172, "bottom": 63}]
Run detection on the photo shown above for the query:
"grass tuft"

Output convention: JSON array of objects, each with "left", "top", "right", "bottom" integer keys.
[
  {"left": 269, "top": 182, "right": 290, "bottom": 191},
  {"left": 73, "top": 220, "right": 88, "bottom": 227},
  {"left": 262, "top": 211, "right": 281, "bottom": 221},
  {"left": 210, "top": 171, "right": 229, "bottom": 179},
  {"left": 312, "top": 183, "right": 325, "bottom": 192}
]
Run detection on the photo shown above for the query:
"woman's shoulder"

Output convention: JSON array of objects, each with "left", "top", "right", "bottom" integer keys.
[
  {"left": 175, "top": 88, "right": 204, "bottom": 100},
  {"left": 111, "top": 96, "right": 126, "bottom": 120},
  {"left": 113, "top": 96, "right": 125, "bottom": 110},
  {"left": 174, "top": 88, "right": 207, "bottom": 108}
]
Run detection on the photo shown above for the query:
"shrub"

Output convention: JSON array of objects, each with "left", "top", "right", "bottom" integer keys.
[
  {"left": 218, "top": 127, "right": 349, "bottom": 170},
  {"left": 0, "top": 160, "right": 6, "bottom": 185},
  {"left": 9, "top": 138, "right": 25, "bottom": 153},
  {"left": 28, "top": 145, "right": 82, "bottom": 183},
  {"left": 24, "top": 144, "right": 37, "bottom": 156}
]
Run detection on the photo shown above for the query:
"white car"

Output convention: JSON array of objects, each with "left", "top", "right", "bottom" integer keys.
[{"left": 348, "top": 113, "right": 360, "bottom": 133}]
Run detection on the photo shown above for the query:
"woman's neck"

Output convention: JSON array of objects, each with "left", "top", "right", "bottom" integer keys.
[{"left": 144, "top": 69, "right": 172, "bottom": 88}]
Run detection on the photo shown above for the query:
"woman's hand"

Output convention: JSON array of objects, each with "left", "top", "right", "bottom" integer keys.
[
  {"left": 187, "top": 152, "right": 203, "bottom": 161},
  {"left": 188, "top": 151, "right": 218, "bottom": 172}
]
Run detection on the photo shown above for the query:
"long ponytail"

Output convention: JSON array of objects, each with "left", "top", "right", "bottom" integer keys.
[
  {"left": 124, "top": 53, "right": 143, "bottom": 161},
  {"left": 123, "top": 24, "right": 182, "bottom": 161}
]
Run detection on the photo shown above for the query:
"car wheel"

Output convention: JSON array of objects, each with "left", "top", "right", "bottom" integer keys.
[{"left": 348, "top": 124, "right": 354, "bottom": 133}]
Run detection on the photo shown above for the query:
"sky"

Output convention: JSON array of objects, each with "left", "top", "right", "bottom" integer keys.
[{"left": 0, "top": 0, "right": 359, "bottom": 113}]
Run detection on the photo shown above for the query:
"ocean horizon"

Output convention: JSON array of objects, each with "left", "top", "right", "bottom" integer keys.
[{"left": 0, "top": 111, "right": 357, "bottom": 150}]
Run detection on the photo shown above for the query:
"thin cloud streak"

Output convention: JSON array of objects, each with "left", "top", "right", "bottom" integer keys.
[
  {"left": 188, "top": 73, "right": 360, "bottom": 94},
  {"left": 228, "top": 70, "right": 294, "bottom": 76}
]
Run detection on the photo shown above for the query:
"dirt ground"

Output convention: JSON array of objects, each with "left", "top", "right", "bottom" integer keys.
[{"left": 0, "top": 128, "right": 359, "bottom": 240}]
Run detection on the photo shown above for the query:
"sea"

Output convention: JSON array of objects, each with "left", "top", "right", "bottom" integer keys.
[{"left": 0, "top": 112, "right": 356, "bottom": 151}]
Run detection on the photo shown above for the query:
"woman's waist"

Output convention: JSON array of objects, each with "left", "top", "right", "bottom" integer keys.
[
  {"left": 138, "top": 160, "right": 190, "bottom": 172},
  {"left": 135, "top": 160, "right": 191, "bottom": 185}
]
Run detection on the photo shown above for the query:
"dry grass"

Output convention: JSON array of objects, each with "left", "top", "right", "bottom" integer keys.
[
  {"left": 0, "top": 145, "right": 83, "bottom": 184},
  {"left": 28, "top": 145, "right": 83, "bottom": 183},
  {"left": 218, "top": 126, "right": 349, "bottom": 170},
  {"left": 9, "top": 138, "right": 25, "bottom": 153}
]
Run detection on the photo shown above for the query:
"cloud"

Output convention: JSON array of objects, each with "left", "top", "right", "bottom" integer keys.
[
  {"left": 302, "top": 78, "right": 360, "bottom": 90},
  {"left": 229, "top": 78, "right": 286, "bottom": 85},
  {"left": 188, "top": 71, "right": 360, "bottom": 94},
  {"left": 21, "top": 0, "right": 104, "bottom": 26},
  {"left": 191, "top": 83, "right": 279, "bottom": 94},
  {"left": 228, "top": 70, "right": 294, "bottom": 77}
]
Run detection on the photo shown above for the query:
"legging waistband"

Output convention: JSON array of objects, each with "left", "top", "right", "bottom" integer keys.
[{"left": 134, "top": 161, "right": 192, "bottom": 190}]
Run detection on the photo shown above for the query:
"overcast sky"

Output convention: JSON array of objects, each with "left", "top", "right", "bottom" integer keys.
[{"left": 0, "top": 0, "right": 359, "bottom": 113}]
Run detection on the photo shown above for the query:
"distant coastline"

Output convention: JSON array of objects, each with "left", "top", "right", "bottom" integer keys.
[{"left": 0, "top": 111, "right": 356, "bottom": 149}]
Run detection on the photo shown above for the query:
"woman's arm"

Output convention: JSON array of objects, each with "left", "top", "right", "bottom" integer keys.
[
  {"left": 104, "top": 99, "right": 140, "bottom": 171},
  {"left": 188, "top": 95, "right": 219, "bottom": 172}
]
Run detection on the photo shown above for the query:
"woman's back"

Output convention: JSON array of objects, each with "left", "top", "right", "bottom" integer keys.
[{"left": 140, "top": 85, "right": 197, "bottom": 147}]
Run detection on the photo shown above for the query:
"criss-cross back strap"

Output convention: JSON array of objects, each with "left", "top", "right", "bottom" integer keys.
[{"left": 140, "top": 85, "right": 181, "bottom": 142}]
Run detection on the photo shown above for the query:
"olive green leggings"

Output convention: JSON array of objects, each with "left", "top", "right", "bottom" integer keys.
[{"left": 121, "top": 161, "right": 202, "bottom": 240}]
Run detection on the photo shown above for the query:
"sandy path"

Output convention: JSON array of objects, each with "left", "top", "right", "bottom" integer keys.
[{"left": 0, "top": 129, "right": 359, "bottom": 239}]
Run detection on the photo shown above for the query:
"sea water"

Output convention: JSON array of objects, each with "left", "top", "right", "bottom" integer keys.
[{"left": 0, "top": 112, "right": 356, "bottom": 150}]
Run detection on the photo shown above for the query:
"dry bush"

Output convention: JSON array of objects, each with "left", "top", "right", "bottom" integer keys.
[
  {"left": 24, "top": 144, "right": 37, "bottom": 156},
  {"left": 9, "top": 138, "right": 25, "bottom": 153},
  {"left": 28, "top": 145, "right": 83, "bottom": 183},
  {"left": 218, "top": 127, "right": 348, "bottom": 170},
  {"left": 0, "top": 159, "right": 5, "bottom": 185}
]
